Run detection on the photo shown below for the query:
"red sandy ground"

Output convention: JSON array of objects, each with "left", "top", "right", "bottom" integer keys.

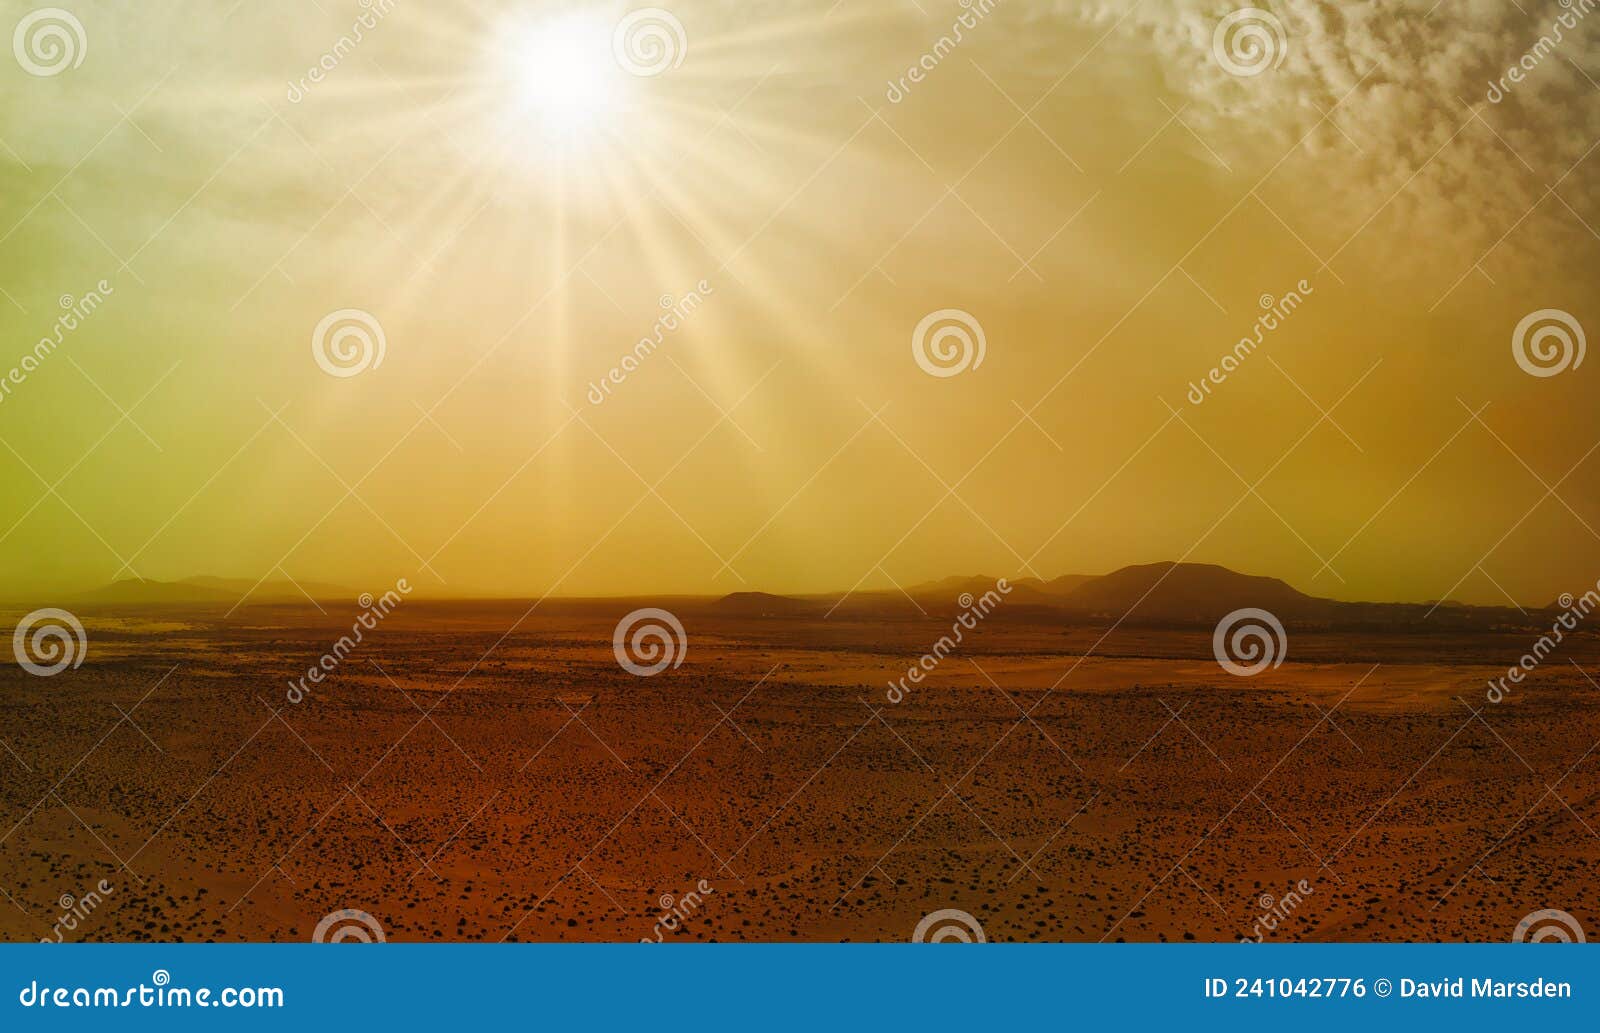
[{"left": 1, "top": 604, "right": 1595, "bottom": 942}]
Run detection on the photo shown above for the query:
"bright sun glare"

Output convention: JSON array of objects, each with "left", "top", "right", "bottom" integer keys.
[{"left": 501, "top": 14, "right": 620, "bottom": 136}]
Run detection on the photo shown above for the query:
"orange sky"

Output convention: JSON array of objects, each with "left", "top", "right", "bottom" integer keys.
[{"left": 1, "top": 1, "right": 1597, "bottom": 606}]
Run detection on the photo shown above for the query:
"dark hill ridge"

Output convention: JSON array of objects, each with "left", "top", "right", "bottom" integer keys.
[
  {"left": 1059, "top": 561, "right": 1313, "bottom": 621},
  {"left": 67, "top": 563, "right": 1542, "bottom": 627},
  {"left": 712, "top": 591, "right": 820, "bottom": 617},
  {"left": 711, "top": 561, "right": 1544, "bottom": 626}
]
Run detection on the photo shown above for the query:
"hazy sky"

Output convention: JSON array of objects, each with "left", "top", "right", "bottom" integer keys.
[{"left": 1, "top": 0, "right": 1597, "bottom": 605}]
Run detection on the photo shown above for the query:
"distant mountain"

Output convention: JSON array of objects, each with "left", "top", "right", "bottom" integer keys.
[
  {"left": 77, "top": 577, "right": 355, "bottom": 607},
  {"left": 1038, "top": 573, "right": 1096, "bottom": 595},
  {"left": 718, "top": 564, "right": 1326, "bottom": 623},
  {"left": 907, "top": 575, "right": 996, "bottom": 596},
  {"left": 180, "top": 576, "right": 355, "bottom": 599},
  {"left": 77, "top": 579, "right": 233, "bottom": 605},
  {"left": 710, "top": 591, "right": 820, "bottom": 617},
  {"left": 1058, "top": 561, "right": 1313, "bottom": 622},
  {"left": 66, "top": 563, "right": 1544, "bottom": 626}
]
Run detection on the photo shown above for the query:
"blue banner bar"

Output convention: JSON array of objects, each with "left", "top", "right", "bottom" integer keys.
[{"left": 2, "top": 945, "right": 1592, "bottom": 1029}]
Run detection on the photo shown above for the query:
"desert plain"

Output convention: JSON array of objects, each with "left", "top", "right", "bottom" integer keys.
[{"left": 1, "top": 593, "right": 1597, "bottom": 943}]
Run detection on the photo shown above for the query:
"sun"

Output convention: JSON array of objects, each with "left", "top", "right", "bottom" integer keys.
[{"left": 497, "top": 12, "right": 621, "bottom": 138}]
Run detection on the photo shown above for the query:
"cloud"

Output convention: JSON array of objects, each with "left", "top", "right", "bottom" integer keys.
[{"left": 1043, "top": 0, "right": 1600, "bottom": 279}]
